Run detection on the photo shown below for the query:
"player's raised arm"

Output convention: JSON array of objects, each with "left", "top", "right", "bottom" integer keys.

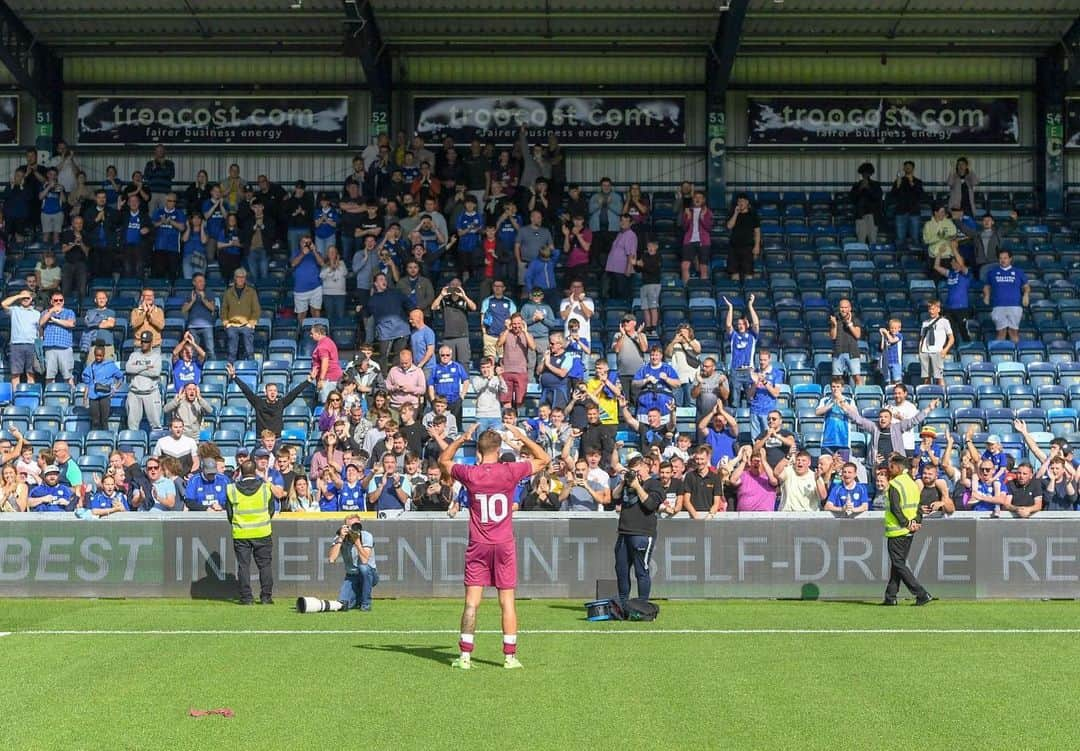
[
  {"left": 439, "top": 423, "right": 478, "bottom": 484},
  {"left": 505, "top": 424, "right": 550, "bottom": 475}
]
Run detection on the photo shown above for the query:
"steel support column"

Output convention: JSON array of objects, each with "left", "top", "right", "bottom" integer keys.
[
  {"left": 344, "top": 0, "right": 392, "bottom": 142},
  {"left": 0, "top": 1, "right": 61, "bottom": 151},
  {"left": 705, "top": 0, "right": 749, "bottom": 211}
]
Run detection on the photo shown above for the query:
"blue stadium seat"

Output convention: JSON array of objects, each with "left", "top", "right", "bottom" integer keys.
[
  {"left": 1005, "top": 385, "right": 1036, "bottom": 410},
  {"left": 24, "top": 429, "right": 54, "bottom": 448},
  {"left": 1037, "top": 385, "right": 1068, "bottom": 410},
  {"left": 995, "top": 361, "right": 1026, "bottom": 387},
  {"left": 78, "top": 454, "right": 107, "bottom": 476},
  {"left": 976, "top": 386, "right": 1006, "bottom": 409},
  {"left": 1059, "top": 362, "right": 1080, "bottom": 388},
  {"left": 966, "top": 363, "right": 996, "bottom": 387},
  {"left": 952, "top": 408, "right": 985, "bottom": 433},
  {"left": 1048, "top": 408, "right": 1078, "bottom": 434},
  {"left": 1027, "top": 362, "right": 1057, "bottom": 388},
  {"left": 116, "top": 430, "right": 148, "bottom": 453}
]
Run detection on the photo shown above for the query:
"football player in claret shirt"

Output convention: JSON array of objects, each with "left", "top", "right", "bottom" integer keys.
[{"left": 439, "top": 423, "right": 550, "bottom": 670}]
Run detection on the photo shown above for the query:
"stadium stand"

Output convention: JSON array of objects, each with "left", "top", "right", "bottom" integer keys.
[{"left": 0, "top": 1, "right": 1077, "bottom": 517}]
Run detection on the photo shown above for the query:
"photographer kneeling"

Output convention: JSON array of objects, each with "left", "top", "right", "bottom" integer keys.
[{"left": 298, "top": 515, "right": 379, "bottom": 613}]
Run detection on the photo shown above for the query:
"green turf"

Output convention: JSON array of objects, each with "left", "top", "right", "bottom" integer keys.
[{"left": 3, "top": 598, "right": 1080, "bottom": 750}]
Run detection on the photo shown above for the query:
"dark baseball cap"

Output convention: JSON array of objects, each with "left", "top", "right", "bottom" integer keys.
[{"left": 139, "top": 331, "right": 153, "bottom": 343}]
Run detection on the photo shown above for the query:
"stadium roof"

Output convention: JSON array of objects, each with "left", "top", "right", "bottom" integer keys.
[{"left": 5, "top": 0, "right": 1077, "bottom": 56}]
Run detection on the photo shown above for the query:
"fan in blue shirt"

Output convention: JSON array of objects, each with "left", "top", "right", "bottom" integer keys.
[
  {"left": 291, "top": 241, "right": 324, "bottom": 294},
  {"left": 984, "top": 251, "right": 1029, "bottom": 308},
  {"left": 318, "top": 471, "right": 341, "bottom": 512},
  {"left": 88, "top": 483, "right": 130, "bottom": 516},
  {"left": 152, "top": 204, "right": 186, "bottom": 253},
  {"left": 455, "top": 199, "right": 484, "bottom": 256},
  {"left": 338, "top": 465, "right": 368, "bottom": 512},
  {"left": 29, "top": 467, "right": 77, "bottom": 512},
  {"left": 430, "top": 357, "right": 469, "bottom": 405},
  {"left": 824, "top": 464, "right": 869, "bottom": 513},
  {"left": 632, "top": 350, "right": 680, "bottom": 418},
  {"left": 184, "top": 462, "right": 231, "bottom": 511}
]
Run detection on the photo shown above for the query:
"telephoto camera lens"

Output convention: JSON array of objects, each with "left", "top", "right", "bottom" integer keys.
[{"left": 349, "top": 522, "right": 363, "bottom": 534}]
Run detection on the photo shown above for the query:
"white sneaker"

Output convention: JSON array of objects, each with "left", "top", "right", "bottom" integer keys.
[
  {"left": 451, "top": 657, "right": 472, "bottom": 670},
  {"left": 503, "top": 655, "right": 523, "bottom": 670}
]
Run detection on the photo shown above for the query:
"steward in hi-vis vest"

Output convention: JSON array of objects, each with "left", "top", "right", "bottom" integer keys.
[
  {"left": 225, "top": 459, "right": 276, "bottom": 605},
  {"left": 882, "top": 454, "right": 932, "bottom": 607}
]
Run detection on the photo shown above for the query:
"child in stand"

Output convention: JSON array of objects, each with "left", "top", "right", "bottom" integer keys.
[
  {"left": 317, "top": 465, "right": 341, "bottom": 512},
  {"left": 878, "top": 317, "right": 904, "bottom": 386},
  {"left": 39, "top": 167, "right": 65, "bottom": 245},
  {"left": 16, "top": 443, "right": 41, "bottom": 486},
  {"left": 35, "top": 250, "right": 61, "bottom": 295}
]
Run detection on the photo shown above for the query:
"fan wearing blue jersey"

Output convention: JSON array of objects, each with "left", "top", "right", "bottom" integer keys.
[
  {"left": 823, "top": 462, "right": 870, "bottom": 515},
  {"left": 982, "top": 248, "right": 1030, "bottom": 345},
  {"left": 337, "top": 463, "right": 368, "bottom": 512},
  {"left": 815, "top": 377, "right": 853, "bottom": 461},
  {"left": 722, "top": 293, "right": 759, "bottom": 408}
]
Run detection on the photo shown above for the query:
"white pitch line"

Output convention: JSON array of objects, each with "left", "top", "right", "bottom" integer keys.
[
  {"left": 0, "top": 632, "right": 10, "bottom": 638},
  {"left": 11, "top": 628, "right": 1080, "bottom": 636}
]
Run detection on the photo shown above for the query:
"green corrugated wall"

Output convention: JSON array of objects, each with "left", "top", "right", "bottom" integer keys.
[
  {"left": 398, "top": 55, "right": 704, "bottom": 86},
  {"left": 65, "top": 56, "right": 366, "bottom": 86},
  {"left": 731, "top": 55, "right": 1035, "bottom": 87}
]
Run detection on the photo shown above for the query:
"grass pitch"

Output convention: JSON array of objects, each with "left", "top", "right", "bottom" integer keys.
[{"left": 3, "top": 597, "right": 1080, "bottom": 750}]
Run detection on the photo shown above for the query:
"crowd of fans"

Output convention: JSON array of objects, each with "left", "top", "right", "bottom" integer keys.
[{"left": 0, "top": 134, "right": 1077, "bottom": 519}]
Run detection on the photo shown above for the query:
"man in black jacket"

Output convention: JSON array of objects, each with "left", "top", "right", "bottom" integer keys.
[
  {"left": 615, "top": 455, "right": 664, "bottom": 608},
  {"left": 83, "top": 189, "right": 119, "bottom": 279},
  {"left": 851, "top": 162, "right": 882, "bottom": 245},
  {"left": 226, "top": 364, "right": 313, "bottom": 436}
]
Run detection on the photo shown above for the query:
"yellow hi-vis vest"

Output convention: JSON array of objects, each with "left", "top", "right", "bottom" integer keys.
[
  {"left": 227, "top": 482, "right": 273, "bottom": 539},
  {"left": 884, "top": 473, "right": 920, "bottom": 538}
]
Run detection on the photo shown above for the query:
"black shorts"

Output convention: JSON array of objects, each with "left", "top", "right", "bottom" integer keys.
[{"left": 681, "top": 242, "right": 710, "bottom": 265}]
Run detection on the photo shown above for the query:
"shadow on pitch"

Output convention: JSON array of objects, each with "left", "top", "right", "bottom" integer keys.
[
  {"left": 543, "top": 604, "right": 588, "bottom": 617},
  {"left": 356, "top": 643, "right": 502, "bottom": 668},
  {"left": 190, "top": 552, "right": 240, "bottom": 601}
]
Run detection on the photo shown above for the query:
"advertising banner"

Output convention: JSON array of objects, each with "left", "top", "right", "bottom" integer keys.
[
  {"left": 748, "top": 96, "right": 1020, "bottom": 146},
  {"left": 413, "top": 95, "right": 686, "bottom": 146},
  {"left": 6, "top": 514, "right": 1080, "bottom": 599},
  {"left": 1066, "top": 99, "right": 1080, "bottom": 149},
  {"left": 76, "top": 96, "right": 349, "bottom": 146},
  {"left": 0, "top": 95, "right": 18, "bottom": 145}
]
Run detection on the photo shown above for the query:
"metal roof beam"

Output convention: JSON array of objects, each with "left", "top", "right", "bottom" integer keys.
[
  {"left": 0, "top": 0, "right": 59, "bottom": 105},
  {"left": 344, "top": 0, "right": 390, "bottom": 98},
  {"left": 706, "top": 0, "right": 749, "bottom": 102}
]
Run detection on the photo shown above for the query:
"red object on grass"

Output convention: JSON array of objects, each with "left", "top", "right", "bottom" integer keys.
[{"left": 188, "top": 708, "right": 235, "bottom": 718}]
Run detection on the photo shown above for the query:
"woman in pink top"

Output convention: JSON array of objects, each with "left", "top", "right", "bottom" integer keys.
[
  {"left": 680, "top": 190, "right": 714, "bottom": 284},
  {"left": 729, "top": 445, "right": 778, "bottom": 512},
  {"left": 625, "top": 183, "right": 650, "bottom": 226},
  {"left": 561, "top": 214, "right": 593, "bottom": 287}
]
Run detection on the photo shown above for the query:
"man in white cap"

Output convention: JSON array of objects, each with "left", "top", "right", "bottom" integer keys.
[
  {"left": 27, "top": 465, "right": 77, "bottom": 512},
  {"left": 965, "top": 426, "right": 1008, "bottom": 480}
]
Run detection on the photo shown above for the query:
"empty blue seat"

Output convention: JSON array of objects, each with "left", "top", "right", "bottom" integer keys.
[
  {"left": 1037, "top": 385, "right": 1068, "bottom": 410},
  {"left": 1048, "top": 408, "right": 1078, "bottom": 434},
  {"left": 995, "top": 362, "right": 1026, "bottom": 387}
]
